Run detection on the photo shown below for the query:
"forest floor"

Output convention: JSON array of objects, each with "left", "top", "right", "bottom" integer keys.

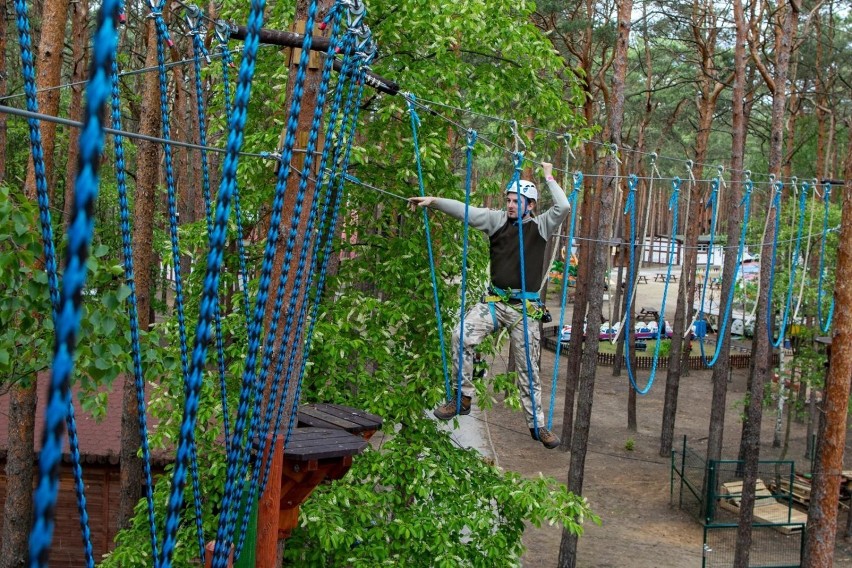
[{"left": 439, "top": 269, "right": 852, "bottom": 567}]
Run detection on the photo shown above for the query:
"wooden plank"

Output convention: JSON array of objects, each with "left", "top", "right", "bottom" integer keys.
[
  {"left": 283, "top": 428, "right": 367, "bottom": 461},
  {"left": 298, "top": 404, "right": 383, "bottom": 434}
]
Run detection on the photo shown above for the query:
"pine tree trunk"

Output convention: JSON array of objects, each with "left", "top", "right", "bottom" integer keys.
[
  {"left": 734, "top": 3, "right": 797, "bottom": 565},
  {"left": 119, "top": 18, "right": 161, "bottom": 530},
  {"left": 23, "top": 0, "right": 70, "bottom": 203},
  {"left": 63, "top": 0, "right": 88, "bottom": 228},
  {"left": 0, "top": 381, "right": 36, "bottom": 568},
  {"left": 0, "top": 0, "right": 7, "bottom": 185},
  {"left": 801, "top": 116, "right": 852, "bottom": 568},
  {"left": 706, "top": 0, "right": 749, "bottom": 468},
  {"left": 558, "top": 1, "right": 631, "bottom": 564}
]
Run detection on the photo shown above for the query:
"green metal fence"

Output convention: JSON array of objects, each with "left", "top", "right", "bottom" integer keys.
[{"left": 671, "top": 437, "right": 805, "bottom": 567}]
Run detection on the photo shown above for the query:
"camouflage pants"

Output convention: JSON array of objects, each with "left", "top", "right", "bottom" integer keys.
[{"left": 451, "top": 301, "right": 544, "bottom": 428}]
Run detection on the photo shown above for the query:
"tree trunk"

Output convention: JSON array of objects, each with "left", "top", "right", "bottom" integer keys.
[
  {"left": 0, "top": 0, "right": 7, "bottom": 185},
  {"left": 119, "top": 18, "right": 160, "bottom": 530},
  {"left": 801, "top": 119, "right": 852, "bottom": 568},
  {"left": 23, "top": 0, "right": 70, "bottom": 204},
  {"left": 558, "top": 1, "right": 631, "bottom": 564},
  {"left": 706, "top": 0, "right": 749, "bottom": 468},
  {"left": 734, "top": 3, "right": 797, "bottom": 565},
  {"left": 63, "top": 0, "right": 88, "bottom": 228},
  {"left": 2, "top": 0, "right": 68, "bottom": 559},
  {"left": 0, "top": 382, "right": 36, "bottom": 568}
]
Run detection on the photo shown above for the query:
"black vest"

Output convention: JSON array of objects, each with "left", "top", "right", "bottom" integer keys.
[{"left": 489, "top": 218, "right": 547, "bottom": 291}]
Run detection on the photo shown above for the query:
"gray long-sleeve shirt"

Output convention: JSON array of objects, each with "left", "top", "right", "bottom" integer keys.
[{"left": 427, "top": 178, "right": 570, "bottom": 291}]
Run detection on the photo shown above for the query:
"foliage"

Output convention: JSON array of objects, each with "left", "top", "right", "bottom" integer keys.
[
  {"left": 284, "top": 426, "right": 595, "bottom": 566},
  {"left": 0, "top": 184, "right": 140, "bottom": 417}
]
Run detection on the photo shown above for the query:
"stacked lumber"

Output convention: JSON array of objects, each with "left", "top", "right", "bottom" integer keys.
[{"left": 718, "top": 479, "right": 807, "bottom": 535}]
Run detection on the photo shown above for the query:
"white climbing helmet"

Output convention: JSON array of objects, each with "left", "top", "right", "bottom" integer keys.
[{"left": 506, "top": 179, "right": 538, "bottom": 201}]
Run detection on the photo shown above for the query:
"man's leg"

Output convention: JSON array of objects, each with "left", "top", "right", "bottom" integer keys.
[
  {"left": 434, "top": 302, "right": 494, "bottom": 420},
  {"left": 501, "top": 304, "right": 559, "bottom": 449}
]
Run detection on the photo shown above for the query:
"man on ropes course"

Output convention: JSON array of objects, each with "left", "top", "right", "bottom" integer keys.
[{"left": 409, "top": 162, "right": 568, "bottom": 449}]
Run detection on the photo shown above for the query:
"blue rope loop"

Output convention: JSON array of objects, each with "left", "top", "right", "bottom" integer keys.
[
  {"left": 234, "top": 7, "right": 345, "bottom": 560},
  {"left": 406, "top": 91, "right": 452, "bottom": 401},
  {"left": 698, "top": 178, "right": 754, "bottom": 366},
  {"left": 110, "top": 42, "right": 160, "bottom": 563},
  {"left": 212, "top": 2, "right": 319, "bottom": 565},
  {"left": 148, "top": 3, "right": 205, "bottom": 559},
  {"left": 765, "top": 180, "right": 806, "bottom": 349},
  {"left": 27, "top": 0, "right": 120, "bottom": 564},
  {"left": 216, "top": 39, "right": 252, "bottom": 333},
  {"left": 187, "top": 13, "right": 217, "bottom": 558},
  {"left": 817, "top": 182, "right": 835, "bottom": 332},
  {"left": 548, "top": 171, "right": 582, "bottom": 429},
  {"left": 282, "top": 30, "right": 364, "bottom": 457},
  {"left": 285, "top": 59, "right": 370, "bottom": 451},
  {"left": 695, "top": 174, "right": 720, "bottom": 363},
  {"left": 454, "top": 129, "right": 477, "bottom": 414},
  {"left": 623, "top": 176, "right": 681, "bottom": 395},
  {"left": 158, "top": 0, "right": 268, "bottom": 564}
]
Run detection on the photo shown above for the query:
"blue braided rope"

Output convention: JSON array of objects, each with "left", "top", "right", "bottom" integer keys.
[
  {"left": 188, "top": 19, "right": 215, "bottom": 560},
  {"left": 233, "top": 7, "right": 343, "bottom": 561},
  {"left": 507, "top": 152, "right": 543, "bottom": 435},
  {"left": 218, "top": 41, "right": 252, "bottom": 331},
  {"left": 27, "top": 0, "right": 120, "bottom": 564},
  {"left": 285, "top": 60, "right": 369, "bottom": 450},
  {"left": 13, "top": 0, "right": 95, "bottom": 564},
  {"left": 698, "top": 179, "right": 754, "bottom": 366},
  {"left": 623, "top": 177, "right": 681, "bottom": 395},
  {"left": 283, "top": 34, "right": 360, "bottom": 450},
  {"left": 817, "top": 182, "right": 835, "bottom": 333},
  {"left": 407, "top": 93, "right": 452, "bottom": 401},
  {"left": 548, "top": 172, "right": 582, "bottom": 429},
  {"left": 765, "top": 181, "right": 806, "bottom": 348},
  {"left": 158, "top": 0, "right": 267, "bottom": 564},
  {"left": 454, "top": 130, "right": 477, "bottom": 415},
  {"left": 110, "top": 54, "right": 160, "bottom": 563},
  {"left": 148, "top": 6, "right": 204, "bottom": 559},
  {"left": 213, "top": 2, "right": 318, "bottom": 565},
  {"left": 149, "top": 6, "right": 190, "bottom": 382}
]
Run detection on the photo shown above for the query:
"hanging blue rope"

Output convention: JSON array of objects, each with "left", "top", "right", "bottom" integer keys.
[
  {"left": 216, "top": 25, "right": 252, "bottom": 331},
  {"left": 623, "top": 176, "right": 681, "bottom": 395},
  {"left": 233, "top": 6, "right": 345, "bottom": 561},
  {"left": 27, "top": 0, "right": 120, "bottom": 564},
  {"left": 697, "top": 177, "right": 754, "bottom": 366},
  {"left": 184, "top": 12, "right": 218, "bottom": 559},
  {"left": 158, "top": 0, "right": 268, "bottom": 564},
  {"left": 212, "top": 2, "right": 318, "bottom": 565},
  {"left": 506, "top": 152, "right": 544, "bottom": 436},
  {"left": 285, "top": 57, "right": 372, "bottom": 450},
  {"left": 407, "top": 93, "right": 453, "bottom": 402},
  {"left": 548, "top": 172, "right": 582, "bottom": 429},
  {"left": 817, "top": 181, "right": 835, "bottom": 333},
  {"left": 13, "top": 0, "right": 95, "bottom": 562},
  {"left": 110, "top": 41, "right": 160, "bottom": 564},
  {"left": 454, "top": 129, "right": 477, "bottom": 414},
  {"left": 765, "top": 180, "right": 807, "bottom": 349}
]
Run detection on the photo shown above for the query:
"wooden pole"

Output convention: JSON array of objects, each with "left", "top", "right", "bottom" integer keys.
[{"left": 255, "top": 434, "right": 284, "bottom": 567}]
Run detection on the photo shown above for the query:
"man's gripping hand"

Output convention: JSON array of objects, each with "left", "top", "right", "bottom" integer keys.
[{"left": 408, "top": 196, "right": 436, "bottom": 211}]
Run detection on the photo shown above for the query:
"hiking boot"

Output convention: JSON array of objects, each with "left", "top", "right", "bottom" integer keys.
[
  {"left": 433, "top": 396, "right": 472, "bottom": 420},
  {"left": 530, "top": 427, "right": 560, "bottom": 449}
]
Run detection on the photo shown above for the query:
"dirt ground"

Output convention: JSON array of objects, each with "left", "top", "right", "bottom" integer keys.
[
  {"left": 468, "top": 356, "right": 852, "bottom": 567},
  {"left": 445, "top": 272, "right": 852, "bottom": 567}
]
